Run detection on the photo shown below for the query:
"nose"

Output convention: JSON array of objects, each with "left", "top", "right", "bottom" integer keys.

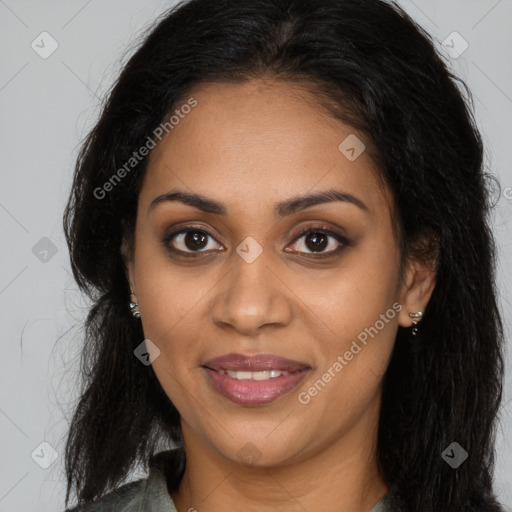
[{"left": 209, "top": 247, "right": 293, "bottom": 336}]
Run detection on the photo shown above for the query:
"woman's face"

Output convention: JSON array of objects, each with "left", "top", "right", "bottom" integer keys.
[{"left": 124, "top": 79, "right": 432, "bottom": 467}]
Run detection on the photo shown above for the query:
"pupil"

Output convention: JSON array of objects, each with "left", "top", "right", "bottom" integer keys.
[
  {"left": 181, "top": 231, "right": 329, "bottom": 253},
  {"left": 306, "top": 232, "right": 327, "bottom": 252},
  {"left": 185, "top": 231, "right": 207, "bottom": 250}
]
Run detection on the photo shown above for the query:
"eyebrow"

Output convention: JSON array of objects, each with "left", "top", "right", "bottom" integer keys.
[{"left": 149, "top": 188, "right": 368, "bottom": 217}]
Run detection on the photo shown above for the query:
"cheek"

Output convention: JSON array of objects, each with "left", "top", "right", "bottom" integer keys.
[
  {"left": 133, "top": 234, "right": 209, "bottom": 342},
  {"left": 137, "top": 270, "right": 209, "bottom": 414},
  {"left": 301, "top": 238, "right": 401, "bottom": 401},
  {"left": 300, "top": 281, "right": 399, "bottom": 434},
  {"left": 299, "top": 239, "right": 400, "bottom": 342}
]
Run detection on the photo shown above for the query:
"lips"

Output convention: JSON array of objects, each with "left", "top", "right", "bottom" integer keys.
[
  {"left": 203, "top": 353, "right": 310, "bottom": 373},
  {"left": 202, "top": 353, "right": 311, "bottom": 406}
]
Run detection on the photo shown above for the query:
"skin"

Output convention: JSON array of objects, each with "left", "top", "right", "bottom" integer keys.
[{"left": 122, "top": 78, "right": 437, "bottom": 512}]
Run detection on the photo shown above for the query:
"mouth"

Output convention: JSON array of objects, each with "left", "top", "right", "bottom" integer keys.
[
  {"left": 202, "top": 353, "right": 311, "bottom": 406},
  {"left": 212, "top": 368, "right": 296, "bottom": 380}
]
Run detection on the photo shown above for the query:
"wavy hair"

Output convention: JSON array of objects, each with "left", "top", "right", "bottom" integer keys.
[{"left": 62, "top": 0, "right": 505, "bottom": 510}]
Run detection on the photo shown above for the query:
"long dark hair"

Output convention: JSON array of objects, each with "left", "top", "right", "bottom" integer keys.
[{"left": 62, "top": 0, "right": 505, "bottom": 510}]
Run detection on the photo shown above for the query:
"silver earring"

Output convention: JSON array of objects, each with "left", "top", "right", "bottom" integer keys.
[
  {"left": 409, "top": 312, "right": 423, "bottom": 336},
  {"left": 129, "top": 293, "right": 141, "bottom": 318}
]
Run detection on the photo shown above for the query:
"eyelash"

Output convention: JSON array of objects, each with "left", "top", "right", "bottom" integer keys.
[{"left": 162, "top": 224, "right": 349, "bottom": 259}]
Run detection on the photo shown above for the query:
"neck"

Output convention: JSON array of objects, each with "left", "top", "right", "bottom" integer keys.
[{"left": 170, "top": 404, "right": 387, "bottom": 512}]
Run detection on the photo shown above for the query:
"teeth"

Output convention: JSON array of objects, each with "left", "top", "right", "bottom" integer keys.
[{"left": 218, "top": 369, "right": 291, "bottom": 380}]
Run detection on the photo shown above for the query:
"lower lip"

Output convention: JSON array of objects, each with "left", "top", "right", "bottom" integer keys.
[{"left": 203, "top": 367, "right": 309, "bottom": 406}]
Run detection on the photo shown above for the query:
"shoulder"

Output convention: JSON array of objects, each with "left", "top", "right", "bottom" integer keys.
[
  {"left": 64, "top": 448, "right": 185, "bottom": 512},
  {"left": 64, "top": 477, "right": 149, "bottom": 512}
]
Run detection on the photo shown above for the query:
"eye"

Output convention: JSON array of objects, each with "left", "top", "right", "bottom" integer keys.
[
  {"left": 285, "top": 225, "right": 348, "bottom": 257},
  {"left": 163, "top": 226, "right": 223, "bottom": 256},
  {"left": 162, "top": 224, "right": 349, "bottom": 258}
]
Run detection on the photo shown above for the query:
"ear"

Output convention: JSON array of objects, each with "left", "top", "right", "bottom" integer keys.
[
  {"left": 120, "top": 237, "right": 137, "bottom": 299},
  {"left": 397, "top": 256, "right": 437, "bottom": 329}
]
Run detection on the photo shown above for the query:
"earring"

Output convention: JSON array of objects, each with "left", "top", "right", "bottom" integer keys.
[
  {"left": 409, "top": 311, "right": 423, "bottom": 336},
  {"left": 129, "top": 293, "right": 141, "bottom": 318}
]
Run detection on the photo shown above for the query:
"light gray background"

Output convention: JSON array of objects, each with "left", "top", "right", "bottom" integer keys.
[{"left": 0, "top": 1, "right": 511, "bottom": 511}]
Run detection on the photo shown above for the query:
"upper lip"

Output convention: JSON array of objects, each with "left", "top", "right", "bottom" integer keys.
[{"left": 203, "top": 353, "right": 310, "bottom": 372}]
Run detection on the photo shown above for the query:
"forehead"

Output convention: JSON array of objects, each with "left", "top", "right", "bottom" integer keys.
[{"left": 140, "top": 79, "right": 389, "bottom": 218}]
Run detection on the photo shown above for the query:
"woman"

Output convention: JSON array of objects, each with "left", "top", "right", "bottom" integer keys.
[{"left": 62, "top": 0, "right": 506, "bottom": 511}]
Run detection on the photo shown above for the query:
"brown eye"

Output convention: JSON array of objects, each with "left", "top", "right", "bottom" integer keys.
[
  {"left": 304, "top": 232, "right": 328, "bottom": 252},
  {"left": 285, "top": 226, "right": 348, "bottom": 257},
  {"left": 163, "top": 228, "right": 223, "bottom": 255},
  {"left": 183, "top": 230, "right": 208, "bottom": 251},
  {"left": 162, "top": 224, "right": 349, "bottom": 259}
]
